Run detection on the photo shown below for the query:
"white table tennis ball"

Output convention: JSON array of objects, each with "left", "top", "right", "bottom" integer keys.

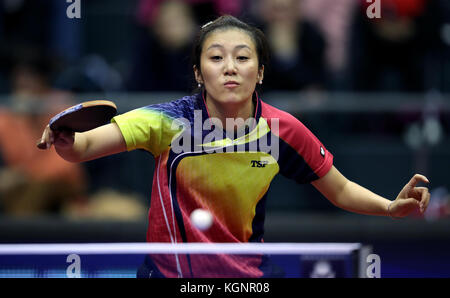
[{"left": 190, "top": 208, "right": 213, "bottom": 231}]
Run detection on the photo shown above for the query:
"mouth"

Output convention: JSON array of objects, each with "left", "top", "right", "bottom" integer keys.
[{"left": 224, "top": 81, "right": 240, "bottom": 88}]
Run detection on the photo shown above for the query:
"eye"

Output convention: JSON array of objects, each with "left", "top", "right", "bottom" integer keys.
[
  {"left": 237, "top": 56, "right": 249, "bottom": 61},
  {"left": 210, "top": 56, "right": 222, "bottom": 61}
]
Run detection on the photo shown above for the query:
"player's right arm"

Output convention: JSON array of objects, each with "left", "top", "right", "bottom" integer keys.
[{"left": 39, "top": 123, "right": 127, "bottom": 163}]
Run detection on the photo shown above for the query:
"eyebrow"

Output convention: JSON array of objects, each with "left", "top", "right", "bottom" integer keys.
[{"left": 206, "top": 44, "right": 252, "bottom": 51}]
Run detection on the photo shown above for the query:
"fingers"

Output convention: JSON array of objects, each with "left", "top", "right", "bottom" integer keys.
[
  {"left": 407, "top": 174, "right": 431, "bottom": 214},
  {"left": 419, "top": 187, "right": 431, "bottom": 213},
  {"left": 404, "top": 186, "right": 430, "bottom": 214},
  {"left": 37, "top": 126, "right": 75, "bottom": 150},
  {"left": 53, "top": 130, "right": 75, "bottom": 149},
  {"left": 395, "top": 174, "right": 432, "bottom": 217},
  {"left": 409, "top": 186, "right": 428, "bottom": 200},
  {"left": 36, "top": 139, "right": 47, "bottom": 150},
  {"left": 407, "top": 174, "right": 430, "bottom": 188},
  {"left": 37, "top": 125, "right": 53, "bottom": 150}
]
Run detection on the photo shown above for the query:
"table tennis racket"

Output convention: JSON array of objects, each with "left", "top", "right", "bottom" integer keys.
[{"left": 36, "top": 100, "right": 117, "bottom": 150}]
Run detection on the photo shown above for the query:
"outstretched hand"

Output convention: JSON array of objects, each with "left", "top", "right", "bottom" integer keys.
[
  {"left": 37, "top": 124, "right": 75, "bottom": 150},
  {"left": 389, "top": 174, "right": 431, "bottom": 218}
]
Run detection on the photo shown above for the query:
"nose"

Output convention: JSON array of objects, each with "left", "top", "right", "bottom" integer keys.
[{"left": 223, "top": 57, "right": 237, "bottom": 75}]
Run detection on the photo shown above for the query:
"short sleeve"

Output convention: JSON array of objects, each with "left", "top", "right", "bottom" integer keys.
[
  {"left": 111, "top": 106, "right": 183, "bottom": 157},
  {"left": 263, "top": 105, "right": 333, "bottom": 184}
]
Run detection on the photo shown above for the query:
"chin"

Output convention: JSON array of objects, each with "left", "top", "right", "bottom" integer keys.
[
  {"left": 221, "top": 95, "right": 243, "bottom": 103},
  {"left": 207, "top": 89, "right": 252, "bottom": 105},
  {"left": 221, "top": 92, "right": 252, "bottom": 104}
]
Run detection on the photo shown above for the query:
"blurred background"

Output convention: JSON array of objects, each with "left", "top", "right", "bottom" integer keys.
[{"left": 0, "top": 0, "right": 449, "bottom": 277}]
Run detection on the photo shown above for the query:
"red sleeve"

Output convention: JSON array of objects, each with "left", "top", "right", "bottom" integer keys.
[{"left": 262, "top": 102, "right": 333, "bottom": 183}]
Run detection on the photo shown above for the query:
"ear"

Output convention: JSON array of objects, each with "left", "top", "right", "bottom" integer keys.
[
  {"left": 257, "top": 65, "right": 264, "bottom": 83},
  {"left": 193, "top": 65, "right": 203, "bottom": 84}
]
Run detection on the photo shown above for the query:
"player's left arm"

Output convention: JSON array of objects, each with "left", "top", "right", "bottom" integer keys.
[{"left": 311, "top": 166, "right": 431, "bottom": 218}]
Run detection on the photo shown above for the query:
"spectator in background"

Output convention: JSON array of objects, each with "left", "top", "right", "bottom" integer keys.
[
  {"left": 127, "top": 0, "right": 197, "bottom": 92},
  {"left": 350, "top": 0, "right": 428, "bottom": 92},
  {"left": 252, "top": 0, "right": 327, "bottom": 92},
  {"left": 0, "top": 47, "right": 87, "bottom": 216},
  {"left": 300, "top": 0, "right": 357, "bottom": 90},
  {"left": 0, "top": 0, "right": 83, "bottom": 93},
  {"left": 0, "top": 0, "right": 81, "bottom": 68}
]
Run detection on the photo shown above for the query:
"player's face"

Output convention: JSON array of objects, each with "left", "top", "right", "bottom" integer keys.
[{"left": 195, "top": 29, "right": 263, "bottom": 107}]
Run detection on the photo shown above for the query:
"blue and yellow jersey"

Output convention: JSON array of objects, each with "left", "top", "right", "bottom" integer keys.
[{"left": 112, "top": 92, "right": 333, "bottom": 277}]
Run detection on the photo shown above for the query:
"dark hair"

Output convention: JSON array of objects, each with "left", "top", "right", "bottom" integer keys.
[{"left": 192, "top": 15, "right": 270, "bottom": 72}]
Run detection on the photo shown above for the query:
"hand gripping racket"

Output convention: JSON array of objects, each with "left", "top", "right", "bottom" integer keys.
[{"left": 36, "top": 100, "right": 117, "bottom": 149}]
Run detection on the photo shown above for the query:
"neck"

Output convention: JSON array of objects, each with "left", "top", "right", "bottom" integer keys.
[{"left": 205, "top": 93, "right": 255, "bottom": 132}]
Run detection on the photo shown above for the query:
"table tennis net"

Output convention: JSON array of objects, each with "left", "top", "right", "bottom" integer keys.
[{"left": 0, "top": 242, "right": 368, "bottom": 278}]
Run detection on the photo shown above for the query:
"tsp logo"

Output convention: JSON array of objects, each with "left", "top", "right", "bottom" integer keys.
[
  {"left": 251, "top": 160, "right": 268, "bottom": 168},
  {"left": 66, "top": 0, "right": 81, "bottom": 19}
]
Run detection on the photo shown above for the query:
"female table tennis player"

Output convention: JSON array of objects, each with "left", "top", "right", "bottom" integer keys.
[{"left": 40, "top": 16, "right": 430, "bottom": 278}]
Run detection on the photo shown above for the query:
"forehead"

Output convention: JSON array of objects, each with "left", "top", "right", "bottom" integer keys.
[{"left": 202, "top": 28, "right": 256, "bottom": 51}]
